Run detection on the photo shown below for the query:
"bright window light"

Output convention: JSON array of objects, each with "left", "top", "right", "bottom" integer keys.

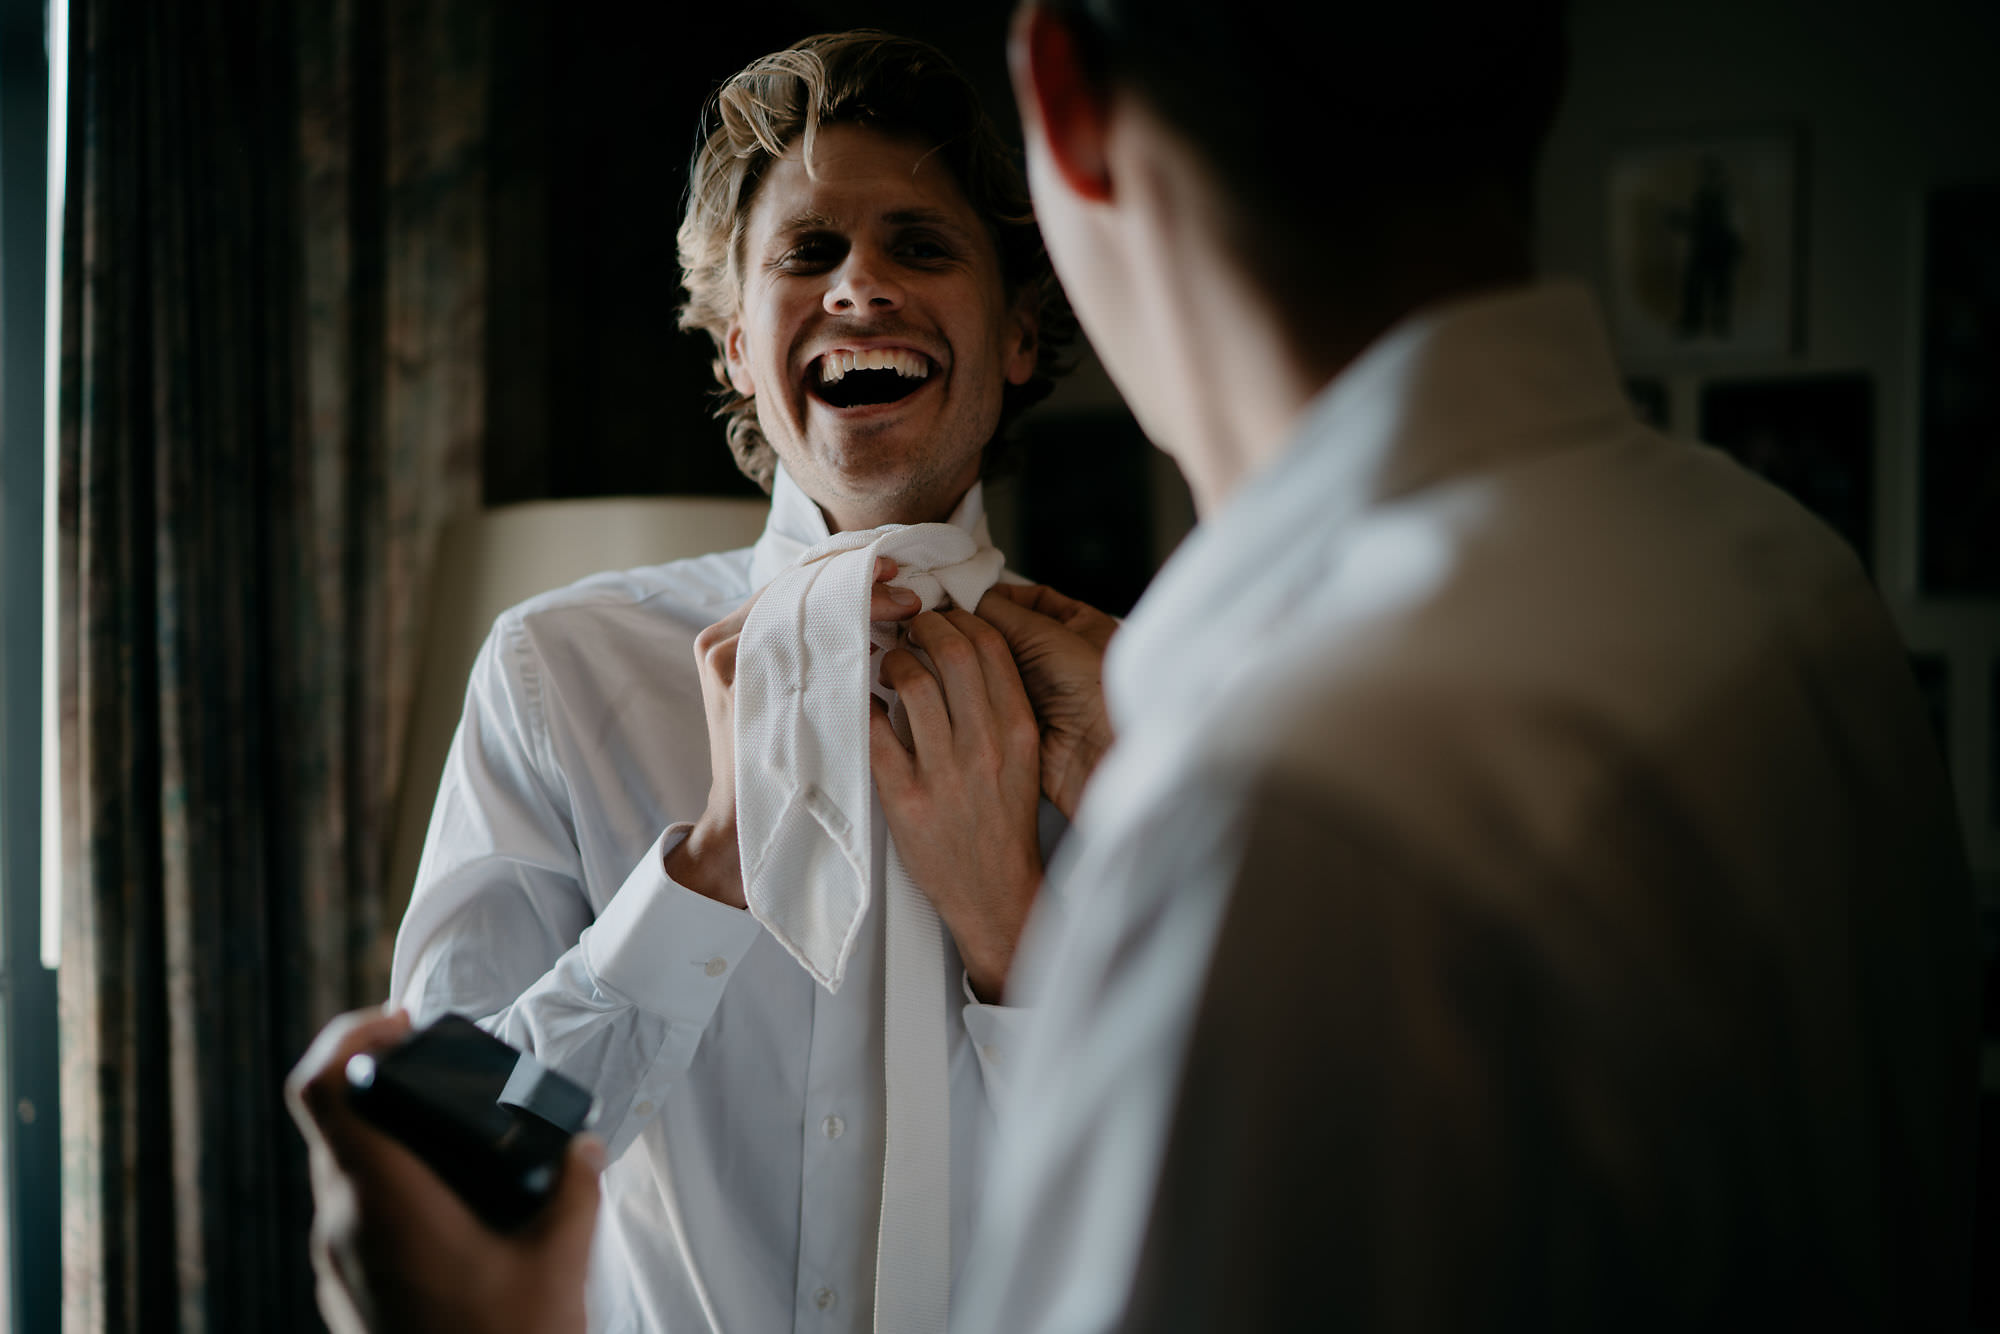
[{"left": 41, "top": 0, "right": 67, "bottom": 972}]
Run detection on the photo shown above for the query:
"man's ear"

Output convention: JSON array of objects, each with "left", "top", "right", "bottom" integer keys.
[
  {"left": 1005, "top": 286, "right": 1039, "bottom": 387},
  {"left": 723, "top": 321, "right": 756, "bottom": 397},
  {"left": 1009, "top": 4, "right": 1112, "bottom": 204}
]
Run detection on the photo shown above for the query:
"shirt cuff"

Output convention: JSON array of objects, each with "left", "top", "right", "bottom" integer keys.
[
  {"left": 960, "top": 970, "right": 1030, "bottom": 1096},
  {"left": 582, "top": 824, "right": 762, "bottom": 1021}
]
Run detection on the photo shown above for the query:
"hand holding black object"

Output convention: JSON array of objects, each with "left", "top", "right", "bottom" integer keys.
[{"left": 285, "top": 1008, "right": 602, "bottom": 1334}]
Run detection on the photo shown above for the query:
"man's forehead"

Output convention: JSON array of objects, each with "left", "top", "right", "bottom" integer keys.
[{"left": 747, "top": 126, "right": 978, "bottom": 232}]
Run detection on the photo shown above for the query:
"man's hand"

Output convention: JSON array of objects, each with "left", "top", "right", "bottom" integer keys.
[
  {"left": 871, "top": 608, "right": 1045, "bottom": 1002},
  {"left": 976, "top": 583, "right": 1119, "bottom": 822},
  {"left": 669, "top": 557, "right": 922, "bottom": 908},
  {"left": 284, "top": 1009, "right": 603, "bottom": 1334}
]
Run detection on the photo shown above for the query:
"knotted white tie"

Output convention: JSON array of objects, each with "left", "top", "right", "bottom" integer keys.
[{"left": 736, "top": 521, "right": 1003, "bottom": 1334}]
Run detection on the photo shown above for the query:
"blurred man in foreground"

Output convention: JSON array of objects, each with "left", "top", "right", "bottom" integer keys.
[{"left": 958, "top": 3, "right": 1977, "bottom": 1329}]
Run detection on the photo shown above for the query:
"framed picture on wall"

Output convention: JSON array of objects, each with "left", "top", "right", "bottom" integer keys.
[
  {"left": 1699, "top": 373, "right": 1873, "bottom": 571},
  {"left": 1918, "top": 182, "right": 2000, "bottom": 597},
  {"left": 1606, "top": 129, "right": 1802, "bottom": 362}
]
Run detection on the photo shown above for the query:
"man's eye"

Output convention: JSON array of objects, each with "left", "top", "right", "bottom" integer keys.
[
  {"left": 899, "top": 237, "right": 954, "bottom": 263},
  {"left": 778, "top": 241, "right": 841, "bottom": 270}
]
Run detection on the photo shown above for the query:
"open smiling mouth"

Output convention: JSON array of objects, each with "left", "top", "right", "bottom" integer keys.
[{"left": 811, "top": 348, "right": 933, "bottom": 409}]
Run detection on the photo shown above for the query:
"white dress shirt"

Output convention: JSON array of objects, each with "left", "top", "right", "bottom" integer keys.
[
  {"left": 957, "top": 282, "right": 1977, "bottom": 1332},
  {"left": 391, "top": 466, "right": 1038, "bottom": 1334}
]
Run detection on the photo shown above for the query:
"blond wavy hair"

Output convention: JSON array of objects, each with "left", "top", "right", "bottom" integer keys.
[{"left": 676, "top": 30, "right": 1075, "bottom": 491}]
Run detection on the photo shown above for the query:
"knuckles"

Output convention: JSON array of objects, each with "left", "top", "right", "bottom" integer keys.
[
  {"left": 945, "top": 608, "right": 1005, "bottom": 651},
  {"left": 928, "top": 635, "right": 979, "bottom": 673},
  {"left": 691, "top": 619, "right": 728, "bottom": 654},
  {"left": 880, "top": 649, "right": 937, "bottom": 695},
  {"left": 692, "top": 625, "right": 739, "bottom": 684},
  {"left": 299, "top": 1069, "right": 340, "bottom": 1117},
  {"left": 1003, "top": 714, "right": 1042, "bottom": 756}
]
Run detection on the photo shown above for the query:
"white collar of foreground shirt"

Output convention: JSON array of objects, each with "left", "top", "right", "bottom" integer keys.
[
  {"left": 1103, "top": 279, "right": 1633, "bottom": 740},
  {"left": 749, "top": 462, "right": 995, "bottom": 589}
]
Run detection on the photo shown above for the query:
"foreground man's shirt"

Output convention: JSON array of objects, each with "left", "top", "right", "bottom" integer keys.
[
  {"left": 391, "top": 467, "right": 1028, "bottom": 1334},
  {"left": 958, "top": 282, "right": 1977, "bottom": 1332}
]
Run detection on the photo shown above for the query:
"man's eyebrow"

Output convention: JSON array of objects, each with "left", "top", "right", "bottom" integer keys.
[
  {"left": 767, "top": 207, "right": 975, "bottom": 239},
  {"left": 769, "top": 209, "right": 842, "bottom": 240},
  {"left": 881, "top": 207, "right": 966, "bottom": 233}
]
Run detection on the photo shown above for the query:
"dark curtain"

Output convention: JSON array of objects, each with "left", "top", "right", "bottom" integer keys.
[{"left": 55, "top": 0, "right": 488, "bottom": 1328}]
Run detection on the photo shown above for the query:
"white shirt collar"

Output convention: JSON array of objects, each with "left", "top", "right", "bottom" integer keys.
[{"left": 749, "top": 462, "right": 993, "bottom": 588}]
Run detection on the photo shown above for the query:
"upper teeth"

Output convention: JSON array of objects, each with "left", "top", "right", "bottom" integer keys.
[{"left": 819, "top": 348, "right": 929, "bottom": 385}]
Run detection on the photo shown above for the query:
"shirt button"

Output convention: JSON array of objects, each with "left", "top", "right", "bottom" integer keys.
[
  {"left": 813, "top": 1287, "right": 837, "bottom": 1311},
  {"left": 704, "top": 957, "right": 728, "bottom": 978},
  {"left": 635, "top": 1100, "right": 655, "bottom": 1118},
  {"left": 821, "top": 1114, "right": 845, "bottom": 1140}
]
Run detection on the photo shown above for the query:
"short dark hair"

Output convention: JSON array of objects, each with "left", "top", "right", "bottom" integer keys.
[
  {"left": 1040, "top": 2, "right": 1568, "bottom": 305},
  {"left": 678, "top": 30, "right": 1077, "bottom": 491}
]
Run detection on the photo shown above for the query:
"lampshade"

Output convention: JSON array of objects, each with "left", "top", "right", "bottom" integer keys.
[{"left": 386, "top": 496, "right": 771, "bottom": 933}]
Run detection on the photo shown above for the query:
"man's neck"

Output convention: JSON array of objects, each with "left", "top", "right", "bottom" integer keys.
[
  {"left": 1186, "top": 272, "right": 1535, "bottom": 516},
  {"left": 815, "top": 479, "right": 979, "bottom": 535},
  {"left": 1173, "top": 183, "right": 1536, "bottom": 516}
]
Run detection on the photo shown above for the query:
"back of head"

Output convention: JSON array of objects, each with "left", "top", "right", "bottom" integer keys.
[
  {"left": 678, "top": 30, "right": 1073, "bottom": 490},
  {"left": 1040, "top": 1, "right": 1569, "bottom": 332}
]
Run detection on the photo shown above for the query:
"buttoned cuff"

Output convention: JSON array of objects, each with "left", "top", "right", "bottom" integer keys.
[
  {"left": 583, "top": 824, "right": 762, "bottom": 1021},
  {"left": 960, "top": 970, "right": 1030, "bottom": 1100}
]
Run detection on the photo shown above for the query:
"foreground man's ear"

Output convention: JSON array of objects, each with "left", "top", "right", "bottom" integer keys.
[{"left": 1009, "top": 4, "right": 1113, "bottom": 204}]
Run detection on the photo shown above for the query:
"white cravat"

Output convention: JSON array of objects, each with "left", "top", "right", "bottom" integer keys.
[{"left": 736, "top": 517, "right": 1003, "bottom": 1333}]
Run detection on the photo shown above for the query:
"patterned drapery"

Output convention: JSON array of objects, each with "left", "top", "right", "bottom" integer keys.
[{"left": 55, "top": 0, "right": 488, "bottom": 1327}]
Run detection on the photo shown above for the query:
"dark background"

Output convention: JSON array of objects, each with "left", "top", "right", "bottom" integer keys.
[{"left": 1700, "top": 373, "right": 1874, "bottom": 571}]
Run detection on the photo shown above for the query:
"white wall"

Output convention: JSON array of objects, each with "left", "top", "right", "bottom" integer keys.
[{"left": 1536, "top": 0, "right": 2000, "bottom": 883}]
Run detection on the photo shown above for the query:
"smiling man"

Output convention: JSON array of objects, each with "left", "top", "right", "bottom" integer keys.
[
  {"left": 384, "top": 30, "right": 1072, "bottom": 1334},
  {"left": 708, "top": 123, "right": 1038, "bottom": 536}
]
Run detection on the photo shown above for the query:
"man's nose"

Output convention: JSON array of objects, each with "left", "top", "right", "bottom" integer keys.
[{"left": 824, "top": 252, "right": 904, "bottom": 315}]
